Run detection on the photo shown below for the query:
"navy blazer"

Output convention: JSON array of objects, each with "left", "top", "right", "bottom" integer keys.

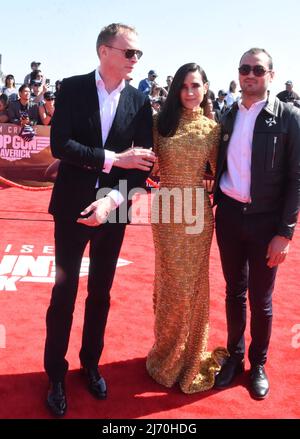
[{"left": 49, "top": 71, "right": 153, "bottom": 219}]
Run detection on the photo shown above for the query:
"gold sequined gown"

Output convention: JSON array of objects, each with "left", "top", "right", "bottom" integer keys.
[{"left": 146, "top": 108, "right": 227, "bottom": 394}]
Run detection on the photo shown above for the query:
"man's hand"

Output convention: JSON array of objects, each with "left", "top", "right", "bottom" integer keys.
[
  {"left": 114, "top": 147, "right": 156, "bottom": 171},
  {"left": 266, "top": 235, "right": 290, "bottom": 268},
  {"left": 77, "top": 196, "right": 117, "bottom": 227}
]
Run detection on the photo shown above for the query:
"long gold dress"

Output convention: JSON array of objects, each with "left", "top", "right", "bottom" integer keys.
[{"left": 146, "top": 108, "right": 227, "bottom": 394}]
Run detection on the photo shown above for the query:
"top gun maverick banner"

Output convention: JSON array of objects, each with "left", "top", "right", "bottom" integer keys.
[{"left": 0, "top": 123, "right": 56, "bottom": 186}]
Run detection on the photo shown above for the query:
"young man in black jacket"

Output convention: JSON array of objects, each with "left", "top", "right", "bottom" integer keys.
[{"left": 213, "top": 48, "right": 300, "bottom": 399}]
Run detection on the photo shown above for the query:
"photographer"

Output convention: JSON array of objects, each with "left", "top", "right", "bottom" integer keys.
[
  {"left": 30, "top": 79, "right": 48, "bottom": 104},
  {"left": 7, "top": 84, "right": 39, "bottom": 125}
]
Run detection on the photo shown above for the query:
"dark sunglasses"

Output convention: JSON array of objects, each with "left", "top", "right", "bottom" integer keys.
[
  {"left": 238, "top": 64, "right": 271, "bottom": 77},
  {"left": 45, "top": 97, "right": 55, "bottom": 101},
  {"left": 105, "top": 45, "right": 143, "bottom": 59}
]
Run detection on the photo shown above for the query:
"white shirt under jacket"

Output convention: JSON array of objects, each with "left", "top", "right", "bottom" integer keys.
[
  {"left": 95, "top": 68, "right": 125, "bottom": 206},
  {"left": 220, "top": 99, "right": 266, "bottom": 203}
]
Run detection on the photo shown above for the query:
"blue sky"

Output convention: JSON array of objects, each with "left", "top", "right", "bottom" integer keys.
[{"left": 1, "top": 0, "right": 300, "bottom": 95}]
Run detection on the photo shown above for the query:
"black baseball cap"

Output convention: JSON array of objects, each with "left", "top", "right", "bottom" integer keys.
[{"left": 44, "top": 91, "right": 55, "bottom": 100}]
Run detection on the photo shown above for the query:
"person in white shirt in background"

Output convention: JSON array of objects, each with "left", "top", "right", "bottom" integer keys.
[{"left": 226, "top": 80, "right": 240, "bottom": 107}]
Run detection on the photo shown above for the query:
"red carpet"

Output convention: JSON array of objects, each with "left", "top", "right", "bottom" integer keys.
[{"left": 0, "top": 186, "right": 299, "bottom": 419}]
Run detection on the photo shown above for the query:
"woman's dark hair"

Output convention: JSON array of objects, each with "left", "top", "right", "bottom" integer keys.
[
  {"left": 5, "top": 74, "right": 15, "bottom": 87},
  {"left": 157, "top": 63, "right": 208, "bottom": 137}
]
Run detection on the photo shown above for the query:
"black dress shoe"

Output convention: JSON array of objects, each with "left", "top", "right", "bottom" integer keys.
[
  {"left": 214, "top": 357, "right": 245, "bottom": 389},
  {"left": 46, "top": 381, "right": 67, "bottom": 417},
  {"left": 81, "top": 367, "right": 107, "bottom": 399},
  {"left": 249, "top": 365, "right": 269, "bottom": 399}
]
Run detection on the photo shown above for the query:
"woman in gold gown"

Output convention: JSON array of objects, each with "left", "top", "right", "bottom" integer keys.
[{"left": 146, "top": 63, "right": 227, "bottom": 394}]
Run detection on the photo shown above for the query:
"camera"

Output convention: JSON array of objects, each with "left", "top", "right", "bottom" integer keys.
[{"left": 20, "top": 110, "right": 29, "bottom": 120}]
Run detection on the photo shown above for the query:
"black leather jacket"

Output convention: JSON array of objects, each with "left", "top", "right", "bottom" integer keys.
[{"left": 214, "top": 96, "right": 300, "bottom": 239}]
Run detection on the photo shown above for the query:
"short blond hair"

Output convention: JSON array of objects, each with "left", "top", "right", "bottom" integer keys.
[{"left": 96, "top": 23, "right": 137, "bottom": 52}]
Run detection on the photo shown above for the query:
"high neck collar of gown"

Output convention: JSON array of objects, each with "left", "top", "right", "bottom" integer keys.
[{"left": 181, "top": 107, "right": 203, "bottom": 121}]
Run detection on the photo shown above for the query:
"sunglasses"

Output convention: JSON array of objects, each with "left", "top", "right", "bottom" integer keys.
[
  {"left": 45, "top": 97, "right": 55, "bottom": 101},
  {"left": 238, "top": 64, "right": 271, "bottom": 77},
  {"left": 105, "top": 45, "right": 143, "bottom": 59}
]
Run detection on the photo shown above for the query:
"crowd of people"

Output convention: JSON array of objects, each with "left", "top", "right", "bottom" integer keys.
[
  {"left": 0, "top": 62, "right": 62, "bottom": 129},
  {"left": 1, "top": 23, "right": 300, "bottom": 419},
  {"left": 137, "top": 69, "right": 300, "bottom": 117},
  {"left": 0, "top": 59, "right": 299, "bottom": 130}
]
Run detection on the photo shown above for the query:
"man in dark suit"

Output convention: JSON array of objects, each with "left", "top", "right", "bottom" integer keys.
[
  {"left": 213, "top": 48, "right": 300, "bottom": 399},
  {"left": 44, "top": 23, "right": 155, "bottom": 416}
]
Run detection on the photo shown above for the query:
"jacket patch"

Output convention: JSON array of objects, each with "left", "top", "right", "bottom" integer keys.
[{"left": 265, "top": 116, "right": 277, "bottom": 127}]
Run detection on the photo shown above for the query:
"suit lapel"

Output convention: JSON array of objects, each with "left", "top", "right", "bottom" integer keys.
[
  {"left": 86, "top": 71, "right": 103, "bottom": 148},
  {"left": 105, "top": 85, "right": 130, "bottom": 147}
]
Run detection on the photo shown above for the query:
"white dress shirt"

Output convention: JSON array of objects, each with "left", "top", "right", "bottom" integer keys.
[
  {"left": 220, "top": 99, "right": 266, "bottom": 203},
  {"left": 95, "top": 68, "right": 125, "bottom": 206}
]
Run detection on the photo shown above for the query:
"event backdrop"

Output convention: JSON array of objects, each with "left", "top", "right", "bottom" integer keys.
[{"left": 0, "top": 123, "right": 56, "bottom": 187}]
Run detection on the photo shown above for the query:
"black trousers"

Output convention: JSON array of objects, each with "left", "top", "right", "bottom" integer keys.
[
  {"left": 44, "top": 218, "right": 126, "bottom": 382},
  {"left": 215, "top": 193, "right": 279, "bottom": 366}
]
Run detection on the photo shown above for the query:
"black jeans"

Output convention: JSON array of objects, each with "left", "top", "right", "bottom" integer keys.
[
  {"left": 44, "top": 218, "right": 126, "bottom": 382},
  {"left": 215, "top": 193, "right": 279, "bottom": 366}
]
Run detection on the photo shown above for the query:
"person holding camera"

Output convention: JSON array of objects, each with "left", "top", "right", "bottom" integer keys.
[
  {"left": 30, "top": 79, "right": 49, "bottom": 104},
  {"left": 7, "top": 84, "right": 39, "bottom": 125}
]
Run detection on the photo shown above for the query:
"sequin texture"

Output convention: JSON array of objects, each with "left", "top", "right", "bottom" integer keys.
[{"left": 146, "top": 108, "right": 228, "bottom": 393}]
